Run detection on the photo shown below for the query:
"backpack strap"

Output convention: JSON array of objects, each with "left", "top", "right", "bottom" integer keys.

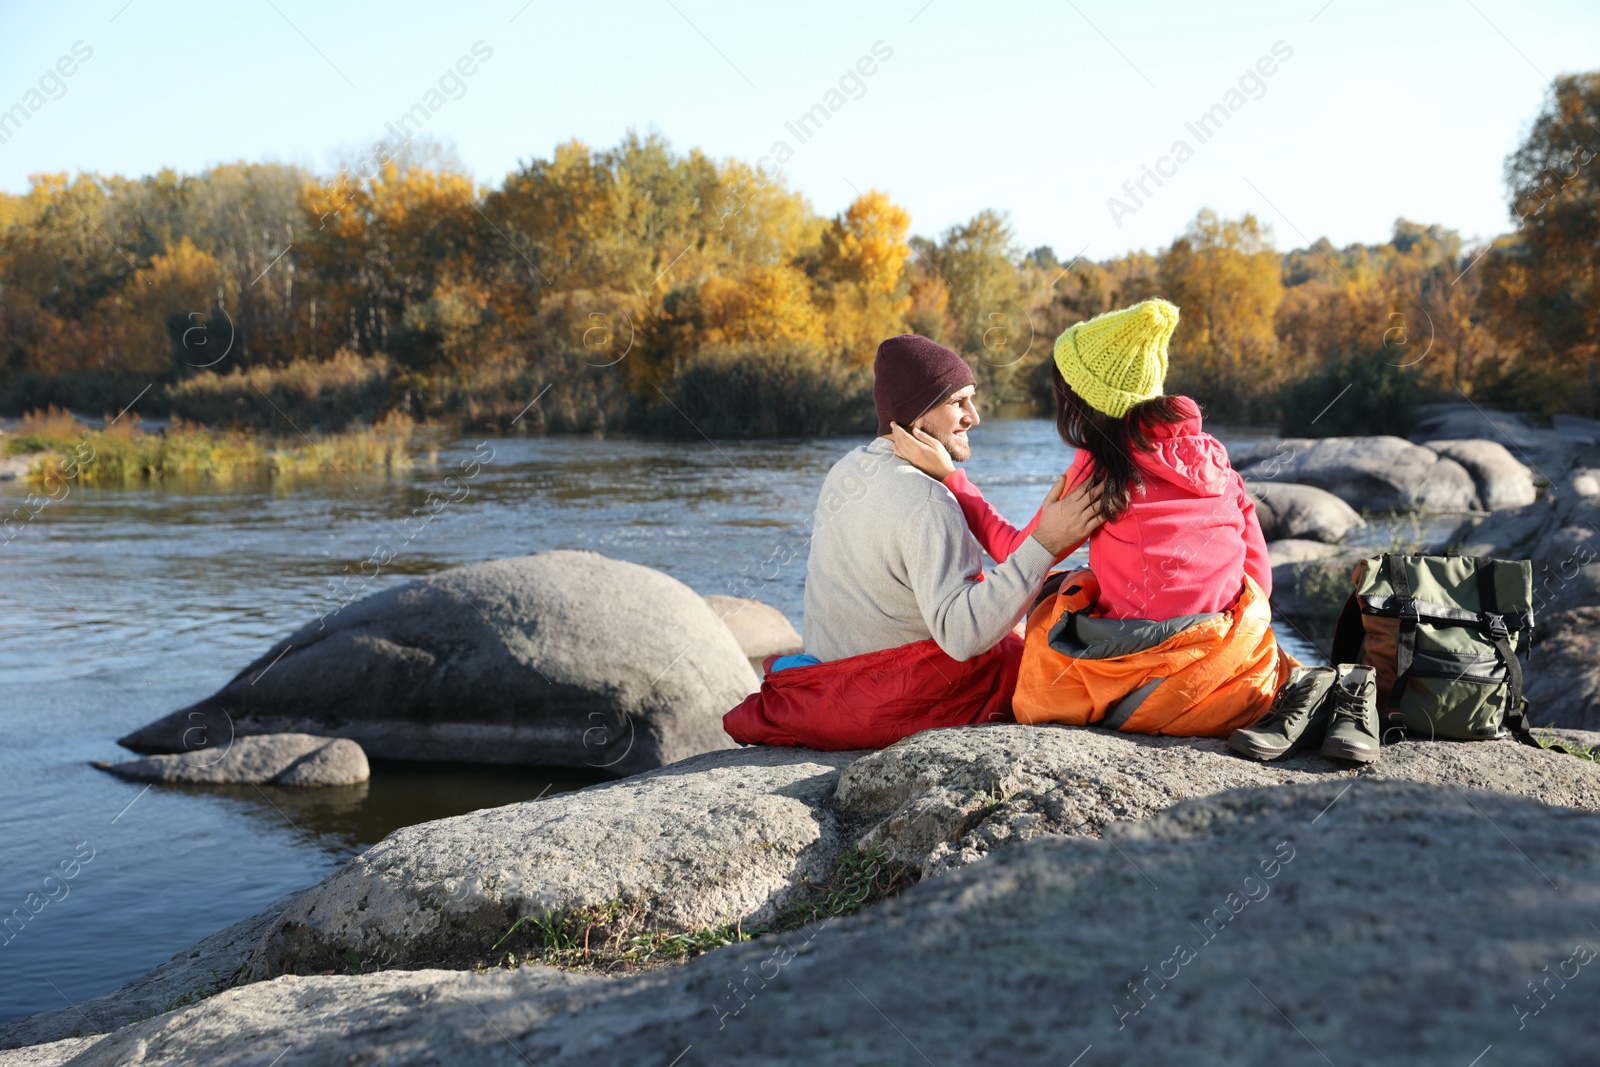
[
  {"left": 1385, "top": 554, "right": 1419, "bottom": 712},
  {"left": 1475, "top": 558, "right": 1542, "bottom": 749}
]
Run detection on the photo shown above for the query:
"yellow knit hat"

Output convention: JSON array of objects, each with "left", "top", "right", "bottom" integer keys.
[{"left": 1052, "top": 298, "right": 1180, "bottom": 418}]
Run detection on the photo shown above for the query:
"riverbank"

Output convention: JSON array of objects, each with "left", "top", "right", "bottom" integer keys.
[{"left": 0, "top": 406, "right": 414, "bottom": 486}]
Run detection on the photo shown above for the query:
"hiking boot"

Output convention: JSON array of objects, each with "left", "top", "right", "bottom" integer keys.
[
  {"left": 1228, "top": 665, "right": 1339, "bottom": 761},
  {"left": 1321, "top": 664, "right": 1381, "bottom": 764}
]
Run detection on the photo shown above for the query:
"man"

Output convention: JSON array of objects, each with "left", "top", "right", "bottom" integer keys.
[{"left": 723, "top": 334, "right": 1103, "bottom": 750}]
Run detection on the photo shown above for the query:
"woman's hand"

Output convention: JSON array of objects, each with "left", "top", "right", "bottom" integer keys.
[{"left": 890, "top": 422, "right": 956, "bottom": 480}]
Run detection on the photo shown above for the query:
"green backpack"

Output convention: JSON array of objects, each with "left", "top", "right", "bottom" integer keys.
[{"left": 1329, "top": 553, "right": 1537, "bottom": 744}]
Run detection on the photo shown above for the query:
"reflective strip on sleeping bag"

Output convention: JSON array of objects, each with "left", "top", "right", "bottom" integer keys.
[
  {"left": 722, "top": 635, "right": 1023, "bottom": 750},
  {"left": 1013, "top": 569, "right": 1294, "bottom": 738}
]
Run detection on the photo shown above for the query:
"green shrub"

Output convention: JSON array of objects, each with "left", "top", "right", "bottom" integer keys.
[
  {"left": 1278, "top": 352, "right": 1421, "bottom": 437},
  {"left": 650, "top": 343, "right": 875, "bottom": 437},
  {"left": 165, "top": 350, "right": 398, "bottom": 431}
]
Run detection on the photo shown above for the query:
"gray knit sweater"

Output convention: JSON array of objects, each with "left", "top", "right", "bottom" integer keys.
[{"left": 802, "top": 436, "right": 1056, "bottom": 662}]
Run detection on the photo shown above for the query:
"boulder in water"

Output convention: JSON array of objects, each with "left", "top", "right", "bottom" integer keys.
[
  {"left": 1266, "top": 538, "right": 1346, "bottom": 567},
  {"left": 1246, "top": 481, "right": 1365, "bottom": 542},
  {"left": 1264, "top": 540, "right": 1362, "bottom": 622},
  {"left": 93, "top": 735, "right": 368, "bottom": 787},
  {"left": 249, "top": 746, "right": 859, "bottom": 976},
  {"left": 702, "top": 595, "right": 803, "bottom": 673},
  {"left": 1552, "top": 412, "right": 1600, "bottom": 443},
  {"left": 1424, "top": 438, "right": 1537, "bottom": 510},
  {"left": 117, "top": 551, "right": 753, "bottom": 777},
  {"left": 1234, "top": 435, "right": 1477, "bottom": 513},
  {"left": 1410, "top": 402, "right": 1571, "bottom": 475}
]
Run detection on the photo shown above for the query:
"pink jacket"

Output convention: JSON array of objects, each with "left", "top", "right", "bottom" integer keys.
[{"left": 944, "top": 396, "right": 1272, "bottom": 621}]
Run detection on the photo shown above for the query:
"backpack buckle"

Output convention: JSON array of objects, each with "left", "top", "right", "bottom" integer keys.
[
  {"left": 1396, "top": 597, "right": 1420, "bottom": 627},
  {"left": 1482, "top": 612, "right": 1509, "bottom": 639}
]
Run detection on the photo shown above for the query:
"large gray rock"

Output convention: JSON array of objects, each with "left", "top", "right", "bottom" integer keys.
[
  {"left": 1268, "top": 551, "right": 1362, "bottom": 626},
  {"left": 1410, "top": 402, "right": 1572, "bottom": 477},
  {"left": 1449, "top": 498, "right": 1557, "bottom": 559},
  {"left": 1234, "top": 436, "right": 1478, "bottom": 513},
  {"left": 1552, "top": 412, "right": 1600, "bottom": 443},
  {"left": 703, "top": 595, "right": 803, "bottom": 674},
  {"left": 0, "top": 892, "right": 305, "bottom": 1050},
  {"left": 16, "top": 723, "right": 1600, "bottom": 1058},
  {"left": 1266, "top": 539, "right": 1361, "bottom": 627},
  {"left": 1247, "top": 481, "right": 1366, "bottom": 542},
  {"left": 259, "top": 722, "right": 1600, "bottom": 980},
  {"left": 1266, "top": 538, "right": 1346, "bottom": 567},
  {"left": 92, "top": 734, "right": 369, "bottom": 787},
  {"left": 0, "top": 453, "right": 35, "bottom": 482},
  {"left": 249, "top": 746, "right": 860, "bottom": 976},
  {"left": 51, "top": 781, "right": 1600, "bottom": 1065},
  {"left": 117, "top": 552, "right": 753, "bottom": 776},
  {"left": 1525, "top": 607, "right": 1600, "bottom": 731},
  {"left": 1425, "top": 438, "right": 1537, "bottom": 510}
]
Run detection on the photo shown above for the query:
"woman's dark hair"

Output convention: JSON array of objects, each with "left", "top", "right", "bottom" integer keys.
[{"left": 1051, "top": 360, "right": 1191, "bottom": 523}]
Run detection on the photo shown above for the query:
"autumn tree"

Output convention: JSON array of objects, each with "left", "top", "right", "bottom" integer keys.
[
  {"left": 1157, "top": 210, "right": 1283, "bottom": 417},
  {"left": 814, "top": 190, "right": 912, "bottom": 363},
  {"left": 301, "top": 161, "right": 483, "bottom": 362},
  {"left": 1477, "top": 72, "right": 1600, "bottom": 414}
]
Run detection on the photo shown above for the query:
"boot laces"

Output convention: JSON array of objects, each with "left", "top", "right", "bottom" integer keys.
[
  {"left": 1259, "top": 675, "right": 1323, "bottom": 729},
  {"left": 1329, "top": 680, "right": 1371, "bottom": 726}
]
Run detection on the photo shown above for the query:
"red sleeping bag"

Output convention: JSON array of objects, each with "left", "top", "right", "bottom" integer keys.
[{"left": 722, "top": 635, "right": 1023, "bottom": 750}]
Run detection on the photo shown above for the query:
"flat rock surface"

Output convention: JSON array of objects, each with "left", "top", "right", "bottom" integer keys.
[
  {"left": 92, "top": 734, "right": 369, "bottom": 786},
  {"left": 117, "top": 551, "right": 753, "bottom": 775},
  {"left": 833, "top": 723, "right": 1600, "bottom": 874},
  {"left": 250, "top": 746, "right": 861, "bottom": 976},
  {"left": 1234, "top": 435, "right": 1477, "bottom": 513},
  {"left": 61, "top": 781, "right": 1600, "bottom": 1065},
  {"left": 1247, "top": 481, "right": 1366, "bottom": 542},
  {"left": 0, "top": 1037, "right": 102, "bottom": 1067},
  {"left": 61, "top": 966, "right": 599, "bottom": 1067}
]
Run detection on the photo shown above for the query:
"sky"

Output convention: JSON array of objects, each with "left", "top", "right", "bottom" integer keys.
[{"left": 0, "top": 0, "right": 1595, "bottom": 260}]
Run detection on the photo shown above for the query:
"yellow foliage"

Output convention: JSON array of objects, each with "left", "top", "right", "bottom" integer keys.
[
  {"left": 697, "top": 264, "right": 825, "bottom": 347},
  {"left": 716, "top": 161, "right": 824, "bottom": 266},
  {"left": 818, "top": 191, "right": 913, "bottom": 363},
  {"left": 1158, "top": 211, "right": 1283, "bottom": 395},
  {"left": 112, "top": 237, "right": 225, "bottom": 372}
]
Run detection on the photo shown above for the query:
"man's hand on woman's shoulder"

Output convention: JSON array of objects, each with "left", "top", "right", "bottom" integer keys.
[{"left": 1032, "top": 476, "right": 1104, "bottom": 557}]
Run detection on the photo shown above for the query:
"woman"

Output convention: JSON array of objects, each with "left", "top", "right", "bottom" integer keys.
[{"left": 892, "top": 299, "right": 1288, "bottom": 738}]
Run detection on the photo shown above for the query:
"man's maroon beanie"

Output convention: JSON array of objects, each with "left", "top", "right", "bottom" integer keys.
[{"left": 873, "top": 334, "right": 976, "bottom": 435}]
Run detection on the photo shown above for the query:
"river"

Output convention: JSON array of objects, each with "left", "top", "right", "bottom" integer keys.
[{"left": 0, "top": 417, "right": 1326, "bottom": 1022}]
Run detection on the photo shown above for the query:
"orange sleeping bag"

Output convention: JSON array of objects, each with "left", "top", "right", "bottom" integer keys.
[{"left": 1014, "top": 570, "right": 1294, "bottom": 737}]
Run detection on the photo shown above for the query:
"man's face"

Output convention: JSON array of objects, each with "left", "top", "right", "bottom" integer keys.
[{"left": 913, "top": 385, "right": 980, "bottom": 462}]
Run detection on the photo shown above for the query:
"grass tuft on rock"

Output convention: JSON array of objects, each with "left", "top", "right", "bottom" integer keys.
[
  {"left": 483, "top": 845, "right": 918, "bottom": 975},
  {"left": 1533, "top": 731, "right": 1600, "bottom": 762}
]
